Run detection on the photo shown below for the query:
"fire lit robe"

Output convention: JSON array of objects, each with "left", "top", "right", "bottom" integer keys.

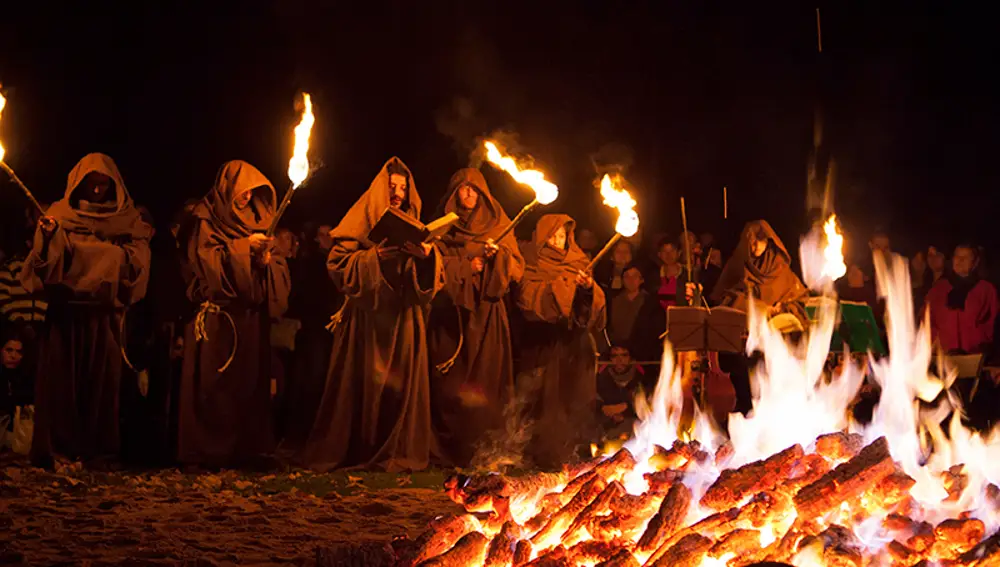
[
  {"left": 302, "top": 157, "right": 443, "bottom": 472},
  {"left": 21, "top": 153, "right": 152, "bottom": 463},
  {"left": 429, "top": 168, "right": 524, "bottom": 466},
  {"left": 516, "top": 214, "right": 606, "bottom": 469},
  {"left": 177, "top": 161, "right": 290, "bottom": 467}
]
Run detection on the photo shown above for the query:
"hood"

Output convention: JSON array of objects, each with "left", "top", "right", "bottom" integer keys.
[
  {"left": 202, "top": 160, "right": 277, "bottom": 237},
  {"left": 329, "top": 156, "right": 421, "bottom": 244}
]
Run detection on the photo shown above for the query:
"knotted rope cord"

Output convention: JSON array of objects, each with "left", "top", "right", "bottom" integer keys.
[
  {"left": 194, "top": 300, "right": 238, "bottom": 372},
  {"left": 324, "top": 297, "right": 350, "bottom": 333},
  {"left": 435, "top": 304, "right": 465, "bottom": 374},
  {"left": 118, "top": 307, "right": 138, "bottom": 373}
]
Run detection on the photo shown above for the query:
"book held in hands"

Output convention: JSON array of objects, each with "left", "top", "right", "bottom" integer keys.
[{"left": 367, "top": 207, "right": 459, "bottom": 247}]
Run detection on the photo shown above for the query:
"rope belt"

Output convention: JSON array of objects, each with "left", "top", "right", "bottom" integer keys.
[
  {"left": 325, "top": 297, "right": 350, "bottom": 333},
  {"left": 119, "top": 307, "right": 138, "bottom": 373},
  {"left": 435, "top": 305, "right": 464, "bottom": 374},
  {"left": 194, "top": 300, "right": 239, "bottom": 372}
]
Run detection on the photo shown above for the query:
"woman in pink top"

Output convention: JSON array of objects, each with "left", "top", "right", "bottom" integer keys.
[{"left": 926, "top": 244, "right": 997, "bottom": 354}]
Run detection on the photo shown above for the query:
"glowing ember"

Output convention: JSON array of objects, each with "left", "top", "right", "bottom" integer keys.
[
  {"left": 0, "top": 89, "right": 7, "bottom": 162},
  {"left": 599, "top": 174, "right": 639, "bottom": 237},
  {"left": 422, "top": 243, "right": 1000, "bottom": 567},
  {"left": 483, "top": 140, "right": 559, "bottom": 205},
  {"left": 287, "top": 92, "right": 315, "bottom": 189}
]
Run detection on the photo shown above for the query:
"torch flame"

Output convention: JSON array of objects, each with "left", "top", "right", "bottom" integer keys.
[
  {"left": 483, "top": 140, "right": 558, "bottom": 205},
  {"left": 0, "top": 90, "right": 7, "bottom": 162},
  {"left": 287, "top": 92, "right": 314, "bottom": 189},
  {"left": 599, "top": 174, "right": 639, "bottom": 237},
  {"left": 821, "top": 214, "right": 846, "bottom": 281}
]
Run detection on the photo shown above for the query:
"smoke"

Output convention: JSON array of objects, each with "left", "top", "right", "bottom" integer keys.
[
  {"left": 468, "top": 370, "right": 539, "bottom": 473},
  {"left": 589, "top": 142, "right": 635, "bottom": 181}
]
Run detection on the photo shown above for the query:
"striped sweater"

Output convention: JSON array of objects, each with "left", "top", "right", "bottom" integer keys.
[{"left": 0, "top": 258, "right": 47, "bottom": 323}]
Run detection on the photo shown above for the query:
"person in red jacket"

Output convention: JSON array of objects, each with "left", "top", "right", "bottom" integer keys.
[{"left": 925, "top": 244, "right": 997, "bottom": 355}]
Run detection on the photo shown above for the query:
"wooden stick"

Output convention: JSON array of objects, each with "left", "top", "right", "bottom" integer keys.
[
  {"left": 723, "top": 186, "right": 727, "bottom": 219},
  {"left": 680, "top": 197, "right": 693, "bottom": 279},
  {"left": 0, "top": 160, "right": 45, "bottom": 215},
  {"left": 266, "top": 181, "right": 297, "bottom": 236},
  {"left": 586, "top": 233, "right": 622, "bottom": 272},
  {"left": 492, "top": 198, "right": 539, "bottom": 243},
  {"left": 816, "top": 8, "right": 823, "bottom": 53}
]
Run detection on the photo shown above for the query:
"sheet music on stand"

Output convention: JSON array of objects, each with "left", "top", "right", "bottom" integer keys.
[{"left": 664, "top": 306, "right": 746, "bottom": 353}]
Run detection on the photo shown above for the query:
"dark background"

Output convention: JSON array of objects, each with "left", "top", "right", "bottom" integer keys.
[{"left": 0, "top": 1, "right": 995, "bottom": 265}]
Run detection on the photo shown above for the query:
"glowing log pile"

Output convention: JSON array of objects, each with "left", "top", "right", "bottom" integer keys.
[{"left": 398, "top": 435, "right": 1000, "bottom": 567}]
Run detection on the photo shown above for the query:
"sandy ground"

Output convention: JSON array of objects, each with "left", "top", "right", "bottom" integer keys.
[{"left": 0, "top": 454, "right": 464, "bottom": 566}]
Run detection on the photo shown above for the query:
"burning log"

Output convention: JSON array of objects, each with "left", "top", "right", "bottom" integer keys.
[
  {"left": 869, "top": 470, "right": 916, "bottom": 511},
  {"left": 524, "top": 545, "right": 568, "bottom": 567},
  {"left": 636, "top": 483, "right": 693, "bottom": 554},
  {"left": 906, "top": 522, "right": 936, "bottom": 553},
  {"left": 417, "top": 531, "right": 489, "bottom": 567},
  {"left": 793, "top": 437, "right": 895, "bottom": 518},
  {"left": 610, "top": 490, "right": 664, "bottom": 517},
  {"left": 643, "top": 469, "right": 686, "bottom": 492},
  {"left": 531, "top": 475, "right": 606, "bottom": 548},
  {"left": 648, "top": 441, "right": 697, "bottom": 471},
  {"left": 715, "top": 441, "right": 735, "bottom": 466},
  {"left": 710, "top": 528, "right": 763, "bottom": 557},
  {"left": 593, "top": 448, "right": 637, "bottom": 482},
  {"left": 512, "top": 540, "right": 532, "bottom": 566},
  {"left": 781, "top": 453, "right": 831, "bottom": 493},
  {"left": 887, "top": 540, "right": 922, "bottom": 566},
  {"left": 484, "top": 522, "right": 520, "bottom": 567},
  {"left": 564, "top": 480, "right": 624, "bottom": 545},
  {"left": 931, "top": 518, "right": 985, "bottom": 557},
  {"left": 646, "top": 533, "right": 713, "bottom": 567},
  {"left": 566, "top": 540, "right": 621, "bottom": 563},
  {"left": 406, "top": 514, "right": 480, "bottom": 566},
  {"left": 884, "top": 514, "right": 917, "bottom": 533},
  {"left": 701, "top": 444, "right": 804, "bottom": 510},
  {"left": 737, "top": 489, "right": 794, "bottom": 528},
  {"left": 814, "top": 432, "right": 864, "bottom": 461},
  {"left": 956, "top": 529, "right": 1000, "bottom": 566},
  {"left": 942, "top": 465, "right": 969, "bottom": 503},
  {"left": 596, "top": 549, "right": 640, "bottom": 567}
]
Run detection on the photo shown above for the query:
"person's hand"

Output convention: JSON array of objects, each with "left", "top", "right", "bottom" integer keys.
[
  {"left": 376, "top": 239, "right": 400, "bottom": 260},
  {"left": 484, "top": 239, "right": 499, "bottom": 259},
  {"left": 249, "top": 233, "right": 272, "bottom": 253},
  {"left": 137, "top": 370, "right": 149, "bottom": 398},
  {"left": 575, "top": 270, "right": 593, "bottom": 289},
  {"left": 768, "top": 302, "right": 783, "bottom": 316},
  {"left": 685, "top": 282, "right": 702, "bottom": 303},
  {"left": 402, "top": 241, "right": 433, "bottom": 259},
  {"left": 39, "top": 216, "right": 58, "bottom": 236},
  {"left": 471, "top": 257, "right": 485, "bottom": 274}
]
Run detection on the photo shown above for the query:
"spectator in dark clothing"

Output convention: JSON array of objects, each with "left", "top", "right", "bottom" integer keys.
[
  {"left": 596, "top": 344, "right": 644, "bottom": 440},
  {"left": 593, "top": 238, "right": 633, "bottom": 299},
  {"left": 608, "top": 263, "right": 665, "bottom": 362},
  {"left": 1, "top": 325, "right": 35, "bottom": 437},
  {"left": 913, "top": 246, "right": 948, "bottom": 313}
]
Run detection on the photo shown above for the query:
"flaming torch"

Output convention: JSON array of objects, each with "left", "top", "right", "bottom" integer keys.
[
  {"left": 266, "top": 92, "right": 315, "bottom": 236},
  {"left": 482, "top": 140, "right": 559, "bottom": 242},
  {"left": 0, "top": 89, "right": 45, "bottom": 215},
  {"left": 800, "top": 212, "right": 847, "bottom": 292},
  {"left": 586, "top": 174, "right": 639, "bottom": 271}
]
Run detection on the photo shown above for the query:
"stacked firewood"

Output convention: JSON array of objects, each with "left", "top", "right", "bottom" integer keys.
[{"left": 400, "top": 434, "right": 1000, "bottom": 567}]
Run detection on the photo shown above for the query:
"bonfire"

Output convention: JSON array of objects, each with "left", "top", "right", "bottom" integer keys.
[{"left": 399, "top": 236, "right": 1000, "bottom": 566}]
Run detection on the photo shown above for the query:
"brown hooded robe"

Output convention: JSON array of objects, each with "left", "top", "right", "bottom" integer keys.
[
  {"left": 516, "top": 214, "right": 606, "bottom": 468},
  {"left": 428, "top": 168, "right": 525, "bottom": 466},
  {"left": 302, "top": 157, "right": 444, "bottom": 472},
  {"left": 177, "top": 160, "right": 290, "bottom": 466},
  {"left": 709, "top": 220, "right": 809, "bottom": 325},
  {"left": 21, "top": 153, "right": 152, "bottom": 462}
]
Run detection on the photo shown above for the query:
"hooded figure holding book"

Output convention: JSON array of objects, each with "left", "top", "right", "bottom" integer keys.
[
  {"left": 515, "top": 214, "right": 606, "bottom": 468},
  {"left": 302, "top": 157, "right": 444, "bottom": 472},
  {"left": 428, "top": 168, "right": 524, "bottom": 466},
  {"left": 176, "top": 160, "right": 290, "bottom": 467},
  {"left": 21, "top": 153, "right": 152, "bottom": 466}
]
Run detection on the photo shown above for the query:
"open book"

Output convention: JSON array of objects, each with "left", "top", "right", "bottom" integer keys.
[{"left": 367, "top": 207, "right": 459, "bottom": 247}]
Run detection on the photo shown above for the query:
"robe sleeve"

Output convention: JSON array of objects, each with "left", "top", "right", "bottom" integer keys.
[
  {"left": 267, "top": 255, "right": 291, "bottom": 318},
  {"left": 518, "top": 273, "right": 578, "bottom": 324},
  {"left": 484, "top": 244, "right": 524, "bottom": 301},
  {"left": 118, "top": 237, "right": 152, "bottom": 306},
  {"left": 187, "top": 219, "right": 281, "bottom": 308},
  {"left": 20, "top": 225, "right": 71, "bottom": 293},
  {"left": 575, "top": 282, "right": 607, "bottom": 330},
  {"left": 407, "top": 247, "right": 443, "bottom": 307},
  {"left": 327, "top": 239, "right": 382, "bottom": 303}
]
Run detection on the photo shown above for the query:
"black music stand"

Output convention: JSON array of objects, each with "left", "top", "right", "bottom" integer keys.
[{"left": 664, "top": 306, "right": 746, "bottom": 353}]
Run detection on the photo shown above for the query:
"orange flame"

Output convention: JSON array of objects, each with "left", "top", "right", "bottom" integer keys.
[
  {"left": 0, "top": 90, "right": 7, "bottom": 162},
  {"left": 483, "top": 140, "right": 558, "bottom": 205},
  {"left": 822, "top": 214, "right": 846, "bottom": 281},
  {"left": 599, "top": 174, "right": 639, "bottom": 237},
  {"left": 287, "top": 93, "right": 315, "bottom": 189}
]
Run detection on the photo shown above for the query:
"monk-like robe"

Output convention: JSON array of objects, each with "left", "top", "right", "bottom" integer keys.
[
  {"left": 302, "top": 157, "right": 443, "bottom": 472},
  {"left": 177, "top": 160, "right": 290, "bottom": 467},
  {"left": 428, "top": 168, "right": 524, "bottom": 466},
  {"left": 516, "top": 214, "right": 606, "bottom": 469},
  {"left": 21, "top": 153, "right": 152, "bottom": 464}
]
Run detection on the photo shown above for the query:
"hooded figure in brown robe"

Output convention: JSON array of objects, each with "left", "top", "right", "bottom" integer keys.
[
  {"left": 516, "top": 214, "right": 607, "bottom": 468},
  {"left": 302, "top": 157, "right": 443, "bottom": 472},
  {"left": 710, "top": 220, "right": 809, "bottom": 328},
  {"left": 177, "top": 160, "right": 290, "bottom": 467},
  {"left": 428, "top": 168, "right": 524, "bottom": 466},
  {"left": 21, "top": 153, "right": 152, "bottom": 465}
]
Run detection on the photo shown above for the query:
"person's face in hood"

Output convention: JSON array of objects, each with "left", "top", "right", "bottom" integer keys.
[
  {"left": 389, "top": 174, "right": 408, "bottom": 209},
  {"left": 234, "top": 189, "right": 254, "bottom": 210},
  {"left": 456, "top": 183, "right": 479, "bottom": 211},
  {"left": 750, "top": 237, "right": 768, "bottom": 258},
  {"left": 547, "top": 225, "right": 568, "bottom": 250},
  {"left": 2, "top": 339, "right": 23, "bottom": 370},
  {"left": 81, "top": 172, "right": 113, "bottom": 203}
]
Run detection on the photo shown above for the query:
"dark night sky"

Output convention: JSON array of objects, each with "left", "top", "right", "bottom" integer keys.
[{"left": 1, "top": 1, "right": 996, "bottom": 264}]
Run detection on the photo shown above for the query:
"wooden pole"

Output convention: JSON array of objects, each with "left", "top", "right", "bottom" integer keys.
[
  {"left": 585, "top": 232, "right": 622, "bottom": 272},
  {"left": 0, "top": 161, "right": 45, "bottom": 215},
  {"left": 266, "top": 182, "right": 297, "bottom": 236}
]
